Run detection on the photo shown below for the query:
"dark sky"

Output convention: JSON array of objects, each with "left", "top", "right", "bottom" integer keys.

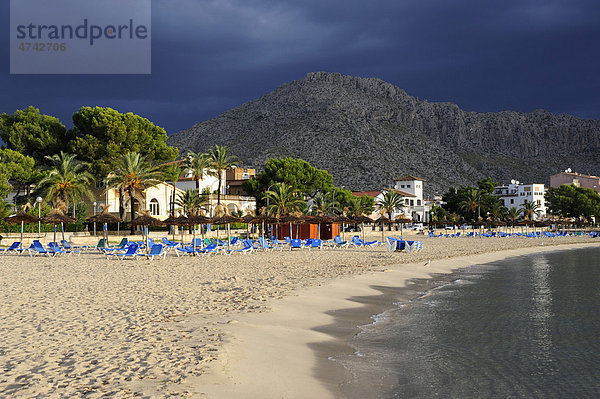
[{"left": 2, "top": 0, "right": 600, "bottom": 134}]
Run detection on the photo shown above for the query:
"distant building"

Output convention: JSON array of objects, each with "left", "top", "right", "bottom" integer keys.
[
  {"left": 494, "top": 180, "right": 547, "bottom": 219},
  {"left": 393, "top": 176, "right": 428, "bottom": 222},
  {"left": 550, "top": 169, "right": 600, "bottom": 193},
  {"left": 226, "top": 167, "right": 256, "bottom": 196},
  {"left": 352, "top": 176, "right": 430, "bottom": 222}
]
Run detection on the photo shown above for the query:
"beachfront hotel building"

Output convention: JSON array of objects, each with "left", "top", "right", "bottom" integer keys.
[
  {"left": 353, "top": 176, "right": 430, "bottom": 222},
  {"left": 493, "top": 180, "right": 547, "bottom": 219},
  {"left": 550, "top": 170, "right": 600, "bottom": 193},
  {"left": 88, "top": 166, "right": 255, "bottom": 221}
]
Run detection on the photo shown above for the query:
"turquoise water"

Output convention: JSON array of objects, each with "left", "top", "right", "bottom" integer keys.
[{"left": 337, "top": 247, "right": 600, "bottom": 398}]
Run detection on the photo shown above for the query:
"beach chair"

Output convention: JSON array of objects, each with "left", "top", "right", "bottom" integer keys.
[
  {"left": 198, "top": 243, "right": 219, "bottom": 256},
  {"left": 47, "top": 242, "right": 67, "bottom": 256},
  {"left": 229, "top": 237, "right": 239, "bottom": 246},
  {"left": 332, "top": 235, "right": 349, "bottom": 248},
  {"left": 138, "top": 244, "right": 167, "bottom": 260},
  {"left": 284, "top": 236, "right": 292, "bottom": 245},
  {"left": 28, "top": 240, "right": 52, "bottom": 257},
  {"left": 106, "top": 243, "right": 139, "bottom": 260},
  {"left": 309, "top": 239, "right": 322, "bottom": 250},
  {"left": 0, "top": 241, "right": 22, "bottom": 254},
  {"left": 162, "top": 237, "right": 180, "bottom": 251},
  {"left": 257, "top": 237, "right": 274, "bottom": 251},
  {"left": 290, "top": 239, "right": 302, "bottom": 250},
  {"left": 228, "top": 240, "right": 255, "bottom": 255},
  {"left": 175, "top": 245, "right": 195, "bottom": 257}
]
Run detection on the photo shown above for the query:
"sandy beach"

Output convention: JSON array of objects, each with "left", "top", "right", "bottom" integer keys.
[{"left": 1, "top": 232, "right": 599, "bottom": 398}]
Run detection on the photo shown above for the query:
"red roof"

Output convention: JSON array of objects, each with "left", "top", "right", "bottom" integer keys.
[
  {"left": 394, "top": 175, "right": 425, "bottom": 181},
  {"left": 352, "top": 190, "right": 382, "bottom": 198}
]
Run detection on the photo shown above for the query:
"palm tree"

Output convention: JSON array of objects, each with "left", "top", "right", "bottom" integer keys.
[
  {"left": 459, "top": 187, "right": 482, "bottom": 220},
  {"left": 105, "top": 152, "right": 162, "bottom": 233},
  {"left": 376, "top": 190, "right": 405, "bottom": 230},
  {"left": 186, "top": 152, "right": 210, "bottom": 191},
  {"left": 376, "top": 190, "right": 405, "bottom": 220},
  {"left": 175, "top": 188, "right": 208, "bottom": 217},
  {"left": 506, "top": 207, "right": 521, "bottom": 230},
  {"left": 37, "top": 152, "right": 94, "bottom": 213},
  {"left": 309, "top": 192, "right": 338, "bottom": 216},
  {"left": 208, "top": 145, "right": 238, "bottom": 206},
  {"left": 164, "top": 164, "right": 186, "bottom": 216},
  {"left": 263, "top": 182, "right": 305, "bottom": 217},
  {"left": 488, "top": 202, "right": 507, "bottom": 221},
  {"left": 520, "top": 200, "right": 541, "bottom": 221}
]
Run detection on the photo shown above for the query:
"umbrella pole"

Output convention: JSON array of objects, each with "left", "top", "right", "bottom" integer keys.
[
  {"left": 53, "top": 224, "right": 57, "bottom": 245},
  {"left": 193, "top": 225, "right": 196, "bottom": 254},
  {"left": 289, "top": 223, "right": 292, "bottom": 239},
  {"left": 362, "top": 223, "right": 365, "bottom": 243},
  {"left": 20, "top": 220, "right": 24, "bottom": 247},
  {"left": 262, "top": 221, "right": 265, "bottom": 242},
  {"left": 381, "top": 222, "right": 384, "bottom": 242},
  {"left": 228, "top": 223, "right": 231, "bottom": 247},
  {"left": 146, "top": 226, "right": 149, "bottom": 253}
]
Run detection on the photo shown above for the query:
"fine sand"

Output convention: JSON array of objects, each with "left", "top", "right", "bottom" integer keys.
[{"left": 0, "top": 232, "right": 599, "bottom": 398}]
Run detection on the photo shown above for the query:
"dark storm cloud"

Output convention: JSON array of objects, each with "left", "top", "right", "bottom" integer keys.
[{"left": 1, "top": 0, "right": 599, "bottom": 133}]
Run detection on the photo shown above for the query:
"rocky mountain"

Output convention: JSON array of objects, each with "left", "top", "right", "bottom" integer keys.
[{"left": 167, "top": 72, "right": 600, "bottom": 195}]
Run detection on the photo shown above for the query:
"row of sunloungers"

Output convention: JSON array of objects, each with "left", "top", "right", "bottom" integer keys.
[
  {"left": 429, "top": 231, "right": 599, "bottom": 238},
  {"left": 0, "top": 234, "right": 397, "bottom": 260}
]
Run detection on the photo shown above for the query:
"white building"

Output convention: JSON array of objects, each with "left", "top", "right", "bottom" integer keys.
[
  {"left": 494, "top": 180, "right": 547, "bottom": 219},
  {"left": 393, "top": 176, "right": 429, "bottom": 222},
  {"left": 352, "top": 176, "right": 430, "bottom": 222}
]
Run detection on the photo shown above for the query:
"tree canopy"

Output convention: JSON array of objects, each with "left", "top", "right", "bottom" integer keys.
[
  {"left": 442, "top": 177, "right": 502, "bottom": 221},
  {"left": 0, "top": 106, "right": 72, "bottom": 165},
  {"left": 243, "top": 157, "right": 334, "bottom": 202},
  {"left": 69, "top": 106, "right": 178, "bottom": 178},
  {"left": 546, "top": 184, "right": 600, "bottom": 220}
]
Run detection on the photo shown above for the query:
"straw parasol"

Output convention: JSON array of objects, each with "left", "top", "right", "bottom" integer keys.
[
  {"left": 212, "top": 214, "right": 242, "bottom": 247},
  {"left": 251, "top": 213, "right": 279, "bottom": 241},
  {"left": 280, "top": 214, "right": 304, "bottom": 239},
  {"left": 162, "top": 214, "right": 180, "bottom": 242},
  {"left": 87, "top": 205, "right": 122, "bottom": 246},
  {"left": 188, "top": 214, "right": 212, "bottom": 252},
  {"left": 5, "top": 209, "right": 39, "bottom": 247},
  {"left": 395, "top": 215, "right": 412, "bottom": 237},
  {"left": 41, "top": 208, "right": 76, "bottom": 245},
  {"left": 130, "top": 211, "right": 163, "bottom": 252},
  {"left": 352, "top": 215, "right": 374, "bottom": 243}
]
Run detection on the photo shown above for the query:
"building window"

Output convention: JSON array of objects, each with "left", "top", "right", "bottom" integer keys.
[
  {"left": 401, "top": 185, "right": 405, "bottom": 188},
  {"left": 407, "top": 184, "right": 411, "bottom": 188},
  {"left": 417, "top": 199, "right": 421, "bottom": 206},
  {"left": 149, "top": 198, "right": 160, "bottom": 216},
  {"left": 510, "top": 199, "right": 514, "bottom": 204},
  {"left": 95, "top": 180, "right": 105, "bottom": 188},
  {"left": 410, "top": 199, "right": 414, "bottom": 206},
  {"left": 537, "top": 200, "right": 541, "bottom": 205},
  {"left": 405, "top": 199, "right": 409, "bottom": 205}
]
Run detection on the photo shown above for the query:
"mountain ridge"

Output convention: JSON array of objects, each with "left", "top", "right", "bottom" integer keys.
[{"left": 167, "top": 72, "right": 600, "bottom": 194}]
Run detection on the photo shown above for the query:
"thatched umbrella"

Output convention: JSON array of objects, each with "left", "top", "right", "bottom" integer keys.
[
  {"left": 189, "top": 214, "right": 212, "bottom": 252},
  {"left": 241, "top": 214, "right": 255, "bottom": 239},
  {"left": 162, "top": 214, "right": 180, "bottom": 242},
  {"left": 251, "top": 214, "right": 279, "bottom": 242},
  {"left": 130, "top": 211, "right": 163, "bottom": 252},
  {"left": 395, "top": 215, "right": 412, "bottom": 237},
  {"left": 353, "top": 215, "right": 374, "bottom": 243},
  {"left": 5, "top": 211, "right": 39, "bottom": 247},
  {"left": 212, "top": 214, "right": 242, "bottom": 247},
  {"left": 280, "top": 214, "right": 302, "bottom": 239},
  {"left": 41, "top": 209, "right": 76, "bottom": 245},
  {"left": 87, "top": 211, "right": 122, "bottom": 247}
]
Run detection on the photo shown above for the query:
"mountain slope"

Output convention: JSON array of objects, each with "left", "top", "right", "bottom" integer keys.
[{"left": 168, "top": 72, "right": 600, "bottom": 194}]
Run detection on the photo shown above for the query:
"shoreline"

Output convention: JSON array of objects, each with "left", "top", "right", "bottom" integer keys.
[{"left": 190, "top": 241, "right": 600, "bottom": 398}]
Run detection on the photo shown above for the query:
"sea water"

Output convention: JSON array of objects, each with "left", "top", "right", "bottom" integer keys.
[{"left": 336, "top": 247, "right": 600, "bottom": 398}]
